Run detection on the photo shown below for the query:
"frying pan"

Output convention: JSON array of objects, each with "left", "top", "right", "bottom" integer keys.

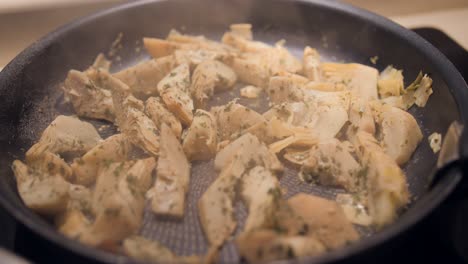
[{"left": 0, "top": 0, "right": 467, "bottom": 263}]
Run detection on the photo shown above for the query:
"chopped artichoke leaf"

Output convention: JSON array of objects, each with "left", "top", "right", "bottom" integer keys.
[{"left": 405, "top": 71, "right": 423, "bottom": 91}]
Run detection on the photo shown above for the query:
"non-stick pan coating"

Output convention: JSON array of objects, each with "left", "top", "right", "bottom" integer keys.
[{"left": 0, "top": 0, "right": 467, "bottom": 263}]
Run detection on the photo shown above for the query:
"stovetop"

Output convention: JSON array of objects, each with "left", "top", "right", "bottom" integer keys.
[{"left": 0, "top": 27, "right": 467, "bottom": 264}]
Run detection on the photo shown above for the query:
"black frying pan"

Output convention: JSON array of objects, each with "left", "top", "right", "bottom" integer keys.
[{"left": 0, "top": 0, "right": 467, "bottom": 263}]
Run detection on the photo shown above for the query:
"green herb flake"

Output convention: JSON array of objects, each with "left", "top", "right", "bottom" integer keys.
[
  {"left": 199, "top": 122, "right": 208, "bottom": 128},
  {"left": 59, "top": 166, "right": 66, "bottom": 176},
  {"left": 406, "top": 71, "right": 423, "bottom": 91},
  {"left": 104, "top": 207, "right": 121, "bottom": 217},
  {"left": 113, "top": 163, "right": 125, "bottom": 177},
  {"left": 103, "top": 159, "right": 114, "bottom": 168},
  {"left": 267, "top": 187, "right": 282, "bottom": 201},
  {"left": 126, "top": 174, "right": 137, "bottom": 185},
  {"left": 221, "top": 207, "right": 228, "bottom": 216},
  {"left": 357, "top": 165, "right": 368, "bottom": 180},
  {"left": 47, "top": 162, "right": 56, "bottom": 171}
]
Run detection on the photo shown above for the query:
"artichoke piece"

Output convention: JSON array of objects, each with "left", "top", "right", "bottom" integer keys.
[
  {"left": 143, "top": 38, "right": 178, "bottom": 59},
  {"left": 306, "top": 90, "right": 351, "bottom": 140},
  {"left": 71, "top": 134, "right": 130, "bottom": 186},
  {"left": 105, "top": 70, "right": 160, "bottom": 156},
  {"left": 240, "top": 85, "right": 262, "bottom": 99},
  {"left": 191, "top": 60, "right": 237, "bottom": 108},
  {"left": 150, "top": 124, "right": 191, "bottom": 218},
  {"left": 266, "top": 72, "right": 308, "bottom": 103},
  {"left": 25, "top": 150, "right": 73, "bottom": 182},
  {"left": 402, "top": 72, "right": 433, "bottom": 109},
  {"left": 288, "top": 193, "right": 360, "bottom": 249},
  {"left": 303, "top": 46, "right": 321, "bottom": 81},
  {"left": 114, "top": 56, "right": 174, "bottom": 98},
  {"left": 26, "top": 115, "right": 102, "bottom": 156},
  {"left": 157, "top": 63, "right": 194, "bottom": 126},
  {"left": 123, "top": 236, "right": 202, "bottom": 264},
  {"left": 377, "top": 66, "right": 404, "bottom": 98},
  {"left": 236, "top": 230, "right": 325, "bottom": 264},
  {"left": 214, "top": 133, "right": 283, "bottom": 174},
  {"left": 299, "top": 139, "right": 361, "bottom": 192},
  {"left": 63, "top": 70, "right": 114, "bottom": 121},
  {"left": 80, "top": 158, "right": 155, "bottom": 247},
  {"left": 211, "top": 101, "right": 265, "bottom": 141},
  {"left": 241, "top": 166, "right": 280, "bottom": 233},
  {"left": 229, "top": 23, "right": 253, "bottom": 40},
  {"left": 145, "top": 97, "right": 182, "bottom": 139},
  {"left": 354, "top": 131, "right": 410, "bottom": 227},
  {"left": 335, "top": 193, "right": 372, "bottom": 226},
  {"left": 321, "top": 62, "right": 378, "bottom": 100},
  {"left": 198, "top": 156, "right": 243, "bottom": 247},
  {"left": 12, "top": 160, "right": 70, "bottom": 215},
  {"left": 373, "top": 103, "right": 423, "bottom": 165},
  {"left": 182, "top": 110, "right": 217, "bottom": 161}
]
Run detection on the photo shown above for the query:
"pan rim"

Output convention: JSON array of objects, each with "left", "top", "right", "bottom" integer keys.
[{"left": 0, "top": 0, "right": 467, "bottom": 263}]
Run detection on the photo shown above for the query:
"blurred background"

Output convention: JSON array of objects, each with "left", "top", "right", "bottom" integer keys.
[{"left": 0, "top": 0, "right": 467, "bottom": 69}]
